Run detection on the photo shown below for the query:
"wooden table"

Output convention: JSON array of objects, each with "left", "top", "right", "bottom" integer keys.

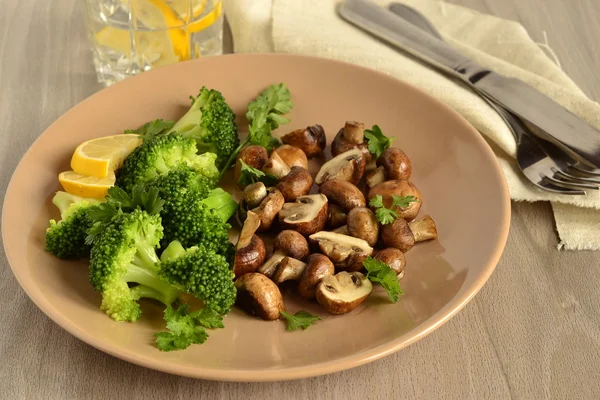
[{"left": 2, "top": 1, "right": 599, "bottom": 398}]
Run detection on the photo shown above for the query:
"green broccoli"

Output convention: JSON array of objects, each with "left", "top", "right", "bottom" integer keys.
[
  {"left": 115, "top": 133, "right": 219, "bottom": 193},
  {"left": 89, "top": 208, "right": 180, "bottom": 322},
  {"left": 159, "top": 241, "right": 236, "bottom": 315},
  {"left": 145, "top": 171, "right": 237, "bottom": 259},
  {"left": 167, "top": 87, "right": 239, "bottom": 169},
  {"left": 45, "top": 191, "right": 103, "bottom": 259}
]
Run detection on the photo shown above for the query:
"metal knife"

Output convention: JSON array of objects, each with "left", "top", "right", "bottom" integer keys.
[{"left": 338, "top": 0, "right": 600, "bottom": 168}]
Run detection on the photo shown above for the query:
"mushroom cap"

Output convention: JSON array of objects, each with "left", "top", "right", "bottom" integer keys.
[
  {"left": 278, "top": 194, "right": 329, "bottom": 236},
  {"left": 308, "top": 231, "right": 373, "bottom": 272},
  {"left": 271, "top": 145, "right": 308, "bottom": 169},
  {"left": 233, "top": 234, "right": 267, "bottom": 278},
  {"left": 368, "top": 180, "right": 422, "bottom": 220},
  {"left": 380, "top": 218, "right": 415, "bottom": 252},
  {"left": 318, "top": 179, "right": 366, "bottom": 212},
  {"left": 234, "top": 145, "right": 269, "bottom": 188},
  {"left": 374, "top": 247, "right": 406, "bottom": 276},
  {"left": 316, "top": 271, "right": 373, "bottom": 315},
  {"left": 314, "top": 148, "right": 366, "bottom": 185},
  {"left": 235, "top": 273, "right": 285, "bottom": 321},
  {"left": 273, "top": 230, "right": 310, "bottom": 260},
  {"left": 408, "top": 215, "right": 438, "bottom": 243},
  {"left": 298, "top": 254, "right": 335, "bottom": 299},
  {"left": 327, "top": 203, "right": 348, "bottom": 228},
  {"left": 276, "top": 166, "right": 314, "bottom": 202},
  {"left": 251, "top": 188, "right": 285, "bottom": 232},
  {"left": 331, "top": 128, "right": 371, "bottom": 160},
  {"left": 262, "top": 152, "right": 291, "bottom": 179},
  {"left": 346, "top": 207, "right": 379, "bottom": 247},
  {"left": 281, "top": 125, "right": 327, "bottom": 158},
  {"left": 272, "top": 257, "right": 308, "bottom": 284},
  {"left": 377, "top": 147, "right": 412, "bottom": 181},
  {"left": 243, "top": 182, "right": 268, "bottom": 208}
]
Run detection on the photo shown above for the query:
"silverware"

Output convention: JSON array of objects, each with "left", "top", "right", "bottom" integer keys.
[
  {"left": 338, "top": 0, "right": 600, "bottom": 169},
  {"left": 385, "top": 2, "right": 600, "bottom": 194}
]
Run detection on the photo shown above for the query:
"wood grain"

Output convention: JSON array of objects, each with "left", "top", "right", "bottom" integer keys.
[{"left": 1, "top": 0, "right": 600, "bottom": 398}]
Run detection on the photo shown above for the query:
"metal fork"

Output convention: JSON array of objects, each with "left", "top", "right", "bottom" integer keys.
[{"left": 388, "top": 2, "right": 600, "bottom": 194}]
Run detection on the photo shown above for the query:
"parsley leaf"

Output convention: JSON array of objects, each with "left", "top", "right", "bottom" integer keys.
[
  {"left": 280, "top": 310, "right": 321, "bottom": 331},
  {"left": 363, "top": 257, "right": 403, "bottom": 303},
  {"left": 364, "top": 125, "right": 393, "bottom": 158},
  {"left": 154, "top": 304, "right": 224, "bottom": 352},
  {"left": 238, "top": 159, "right": 278, "bottom": 188},
  {"left": 369, "top": 194, "right": 418, "bottom": 225},
  {"left": 124, "top": 119, "right": 174, "bottom": 141},
  {"left": 246, "top": 83, "right": 293, "bottom": 151}
]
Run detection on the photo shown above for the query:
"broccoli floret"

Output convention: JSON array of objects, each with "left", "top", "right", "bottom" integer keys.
[
  {"left": 145, "top": 172, "right": 237, "bottom": 259},
  {"left": 116, "top": 133, "right": 219, "bottom": 193},
  {"left": 167, "top": 87, "right": 239, "bottom": 169},
  {"left": 159, "top": 241, "right": 236, "bottom": 315},
  {"left": 45, "top": 192, "right": 103, "bottom": 259},
  {"left": 89, "top": 209, "right": 180, "bottom": 322}
]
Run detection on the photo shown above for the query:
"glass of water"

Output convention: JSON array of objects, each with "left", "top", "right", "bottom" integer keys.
[{"left": 84, "top": 0, "right": 223, "bottom": 86}]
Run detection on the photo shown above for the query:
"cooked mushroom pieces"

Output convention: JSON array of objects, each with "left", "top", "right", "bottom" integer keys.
[
  {"left": 331, "top": 121, "right": 371, "bottom": 158},
  {"left": 250, "top": 187, "right": 285, "bottom": 232},
  {"left": 374, "top": 248, "right": 406, "bottom": 277},
  {"left": 281, "top": 124, "right": 327, "bottom": 158},
  {"left": 315, "top": 148, "right": 366, "bottom": 185},
  {"left": 271, "top": 145, "right": 308, "bottom": 169},
  {"left": 368, "top": 180, "right": 422, "bottom": 220},
  {"left": 276, "top": 166, "right": 313, "bottom": 202},
  {"left": 278, "top": 194, "right": 328, "bottom": 236},
  {"left": 316, "top": 271, "right": 373, "bottom": 315},
  {"left": 327, "top": 204, "right": 347, "bottom": 228},
  {"left": 262, "top": 152, "right": 291, "bottom": 179},
  {"left": 234, "top": 145, "right": 269, "bottom": 188},
  {"left": 408, "top": 215, "right": 438, "bottom": 242},
  {"left": 346, "top": 207, "right": 379, "bottom": 247},
  {"left": 244, "top": 182, "right": 268, "bottom": 208},
  {"left": 309, "top": 231, "right": 373, "bottom": 272},
  {"left": 272, "top": 257, "right": 308, "bottom": 284},
  {"left": 365, "top": 166, "right": 386, "bottom": 189},
  {"left": 233, "top": 211, "right": 267, "bottom": 278},
  {"left": 235, "top": 273, "right": 285, "bottom": 321},
  {"left": 377, "top": 147, "right": 412, "bottom": 181},
  {"left": 297, "top": 254, "right": 335, "bottom": 299},
  {"left": 258, "top": 230, "right": 310, "bottom": 278},
  {"left": 380, "top": 218, "right": 414, "bottom": 253},
  {"left": 318, "top": 179, "right": 366, "bottom": 212}
]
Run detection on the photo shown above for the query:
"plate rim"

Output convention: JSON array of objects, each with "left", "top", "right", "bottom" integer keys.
[{"left": 2, "top": 53, "right": 511, "bottom": 382}]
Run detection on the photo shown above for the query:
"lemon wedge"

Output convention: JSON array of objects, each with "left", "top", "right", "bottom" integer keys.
[
  {"left": 59, "top": 170, "right": 116, "bottom": 199},
  {"left": 71, "top": 134, "right": 142, "bottom": 178}
]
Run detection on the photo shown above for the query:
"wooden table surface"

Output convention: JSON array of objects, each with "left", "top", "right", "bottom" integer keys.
[{"left": 2, "top": 0, "right": 600, "bottom": 398}]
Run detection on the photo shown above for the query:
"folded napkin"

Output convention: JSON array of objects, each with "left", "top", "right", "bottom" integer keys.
[{"left": 224, "top": 0, "right": 600, "bottom": 250}]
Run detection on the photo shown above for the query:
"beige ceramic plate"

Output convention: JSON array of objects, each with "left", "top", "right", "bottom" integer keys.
[{"left": 2, "top": 54, "right": 510, "bottom": 381}]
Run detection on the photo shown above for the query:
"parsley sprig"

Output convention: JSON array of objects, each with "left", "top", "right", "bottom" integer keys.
[
  {"left": 237, "top": 160, "right": 279, "bottom": 188},
  {"left": 364, "top": 125, "right": 393, "bottom": 158},
  {"left": 280, "top": 310, "right": 321, "bottom": 331},
  {"left": 369, "top": 194, "right": 418, "bottom": 225},
  {"left": 363, "top": 257, "right": 403, "bottom": 303}
]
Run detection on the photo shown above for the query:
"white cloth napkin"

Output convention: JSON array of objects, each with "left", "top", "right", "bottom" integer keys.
[{"left": 224, "top": 0, "right": 600, "bottom": 250}]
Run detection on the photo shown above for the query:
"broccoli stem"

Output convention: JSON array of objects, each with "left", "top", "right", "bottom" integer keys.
[
  {"left": 131, "top": 285, "right": 179, "bottom": 307},
  {"left": 52, "top": 191, "right": 87, "bottom": 219},
  {"left": 218, "top": 136, "right": 250, "bottom": 181},
  {"left": 201, "top": 189, "right": 238, "bottom": 223},
  {"left": 160, "top": 240, "right": 187, "bottom": 263}
]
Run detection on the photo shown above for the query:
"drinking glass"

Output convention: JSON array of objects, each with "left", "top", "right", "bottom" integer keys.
[{"left": 84, "top": 0, "right": 223, "bottom": 86}]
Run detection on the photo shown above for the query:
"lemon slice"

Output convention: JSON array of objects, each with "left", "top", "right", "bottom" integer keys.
[
  {"left": 59, "top": 170, "right": 116, "bottom": 199},
  {"left": 71, "top": 134, "right": 142, "bottom": 178}
]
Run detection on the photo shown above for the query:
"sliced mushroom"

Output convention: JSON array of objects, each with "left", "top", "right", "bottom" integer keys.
[
  {"left": 262, "top": 152, "right": 291, "bottom": 179},
  {"left": 244, "top": 182, "right": 268, "bottom": 208},
  {"left": 315, "top": 148, "right": 366, "bottom": 185},
  {"left": 346, "top": 207, "right": 379, "bottom": 247},
  {"left": 298, "top": 254, "right": 335, "bottom": 299},
  {"left": 276, "top": 166, "right": 313, "bottom": 202},
  {"left": 377, "top": 147, "right": 412, "bottom": 181},
  {"left": 368, "top": 180, "right": 422, "bottom": 220},
  {"left": 374, "top": 248, "right": 406, "bottom": 278},
  {"left": 316, "top": 271, "right": 373, "bottom": 315},
  {"left": 318, "top": 179, "right": 366, "bottom": 212},
  {"left": 281, "top": 124, "right": 327, "bottom": 158},
  {"left": 327, "top": 203, "right": 347, "bottom": 228},
  {"left": 271, "top": 145, "right": 308, "bottom": 169},
  {"left": 234, "top": 145, "right": 269, "bottom": 188},
  {"left": 365, "top": 166, "right": 386, "bottom": 188},
  {"left": 233, "top": 211, "right": 267, "bottom": 278},
  {"left": 309, "top": 231, "right": 373, "bottom": 272},
  {"left": 331, "top": 121, "right": 371, "bottom": 159},
  {"left": 380, "top": 215, "right": 437, "bottom": 252},
  {"left": 278, "top": 194, "right": 328, "bottom": 236},
  {"left": 272, "top": 257, "right": 308, "bottom": 284},
  {"left": 250, "top": 188, "right": 285, "bottom": 232},
  {"left": 235, "top": 273, "right": 285, "bottom": 320},
  {"left": 257, "top": 230, "right": 309, "bottom": 277}
]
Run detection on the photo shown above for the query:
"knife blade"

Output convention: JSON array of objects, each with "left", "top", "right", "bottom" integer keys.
[{"left": 338, "top": 0, "right": 600, "bottom": 168}]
